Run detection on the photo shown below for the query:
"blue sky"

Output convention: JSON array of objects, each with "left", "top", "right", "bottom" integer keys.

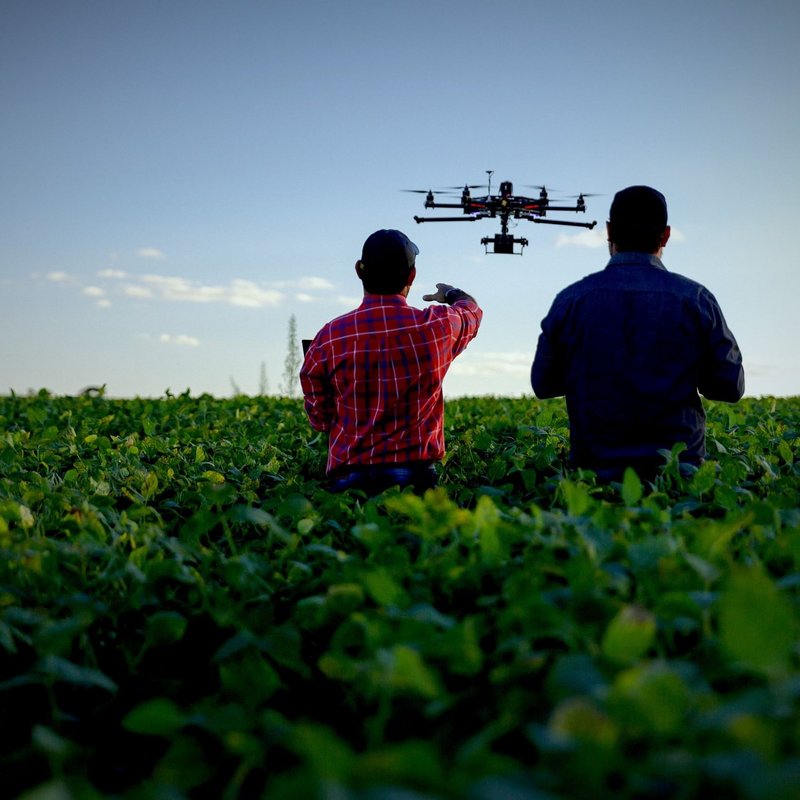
[{"left": 2, "top": 0, "right": 798, "bottom": 398}]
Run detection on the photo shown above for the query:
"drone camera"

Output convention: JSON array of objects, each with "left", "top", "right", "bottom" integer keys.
[
  {"left": 481, "top": 233, "right": 526, "bottom": 255},
  {"left": 493, "top": 234, "right": 515, "bottom": 254}
]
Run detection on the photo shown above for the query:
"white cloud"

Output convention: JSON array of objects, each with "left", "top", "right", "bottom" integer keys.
[
  {"left": 229, "top": 279, "right": 283, "bottom": 307},
  {"left": 137, "top": 247, "right": 166, "bottom": 259},
  {"left": 96, "top": 299, "right": 112, "bottom": 309},
  {"left": 297, "top": 276, "right": 335, "bottom": 291},
  {"left": 555, "top": 227, "right": 607, "bottom": 248},
  {"left": 124, "top": 284, "right": 155, "bottom": 299},
  {"left": 669, "top": 227, "right": 686, "bottom": 243},
  {"left": 159, "top": 333, "right": 200, "bottom": 347},
  {"left": 273, "top": 276, "right": 335, "bottom": 291},
  {"left": 450, "top": 351, "right": 532, "bottom": 376},
  {"left": 136, "top": 274, "right": 284, "bottom": 307},
  {"left": 51, "top": 265, "right": 290, "bottom": 310},
  {"left": 555, "top": 225, "right": 685, "bottom": 248},
  {"left": 295, "top": 293, "right": 314, "bottom": 303}
]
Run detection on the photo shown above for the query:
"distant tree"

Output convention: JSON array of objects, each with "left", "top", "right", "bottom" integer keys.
[
  {"left": 230, "top": 375, "right": 243, "bottom": 396},
  {"left": 259, "top": 361, "right": 270, "bottom": 396},
  {"left": 280, "top": 314, "right": 301, "bottom": 397}
]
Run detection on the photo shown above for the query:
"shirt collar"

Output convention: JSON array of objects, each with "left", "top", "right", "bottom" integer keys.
[
  {"left": 607, "top": 252, "right": 666, "bottom": 270},
  {"left": 359, "top": 293, "right": 409, "bottom": 307}
]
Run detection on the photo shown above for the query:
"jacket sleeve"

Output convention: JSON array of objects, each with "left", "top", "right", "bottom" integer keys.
[
  {"left": 697, "top": 291, "right": 745, "bottom": 402},
  {"left": 531, "top": 303, "right": 567, "bottom": 398},
  {"left": 299, "top": 341, "right": 334, "bottom": 432}
]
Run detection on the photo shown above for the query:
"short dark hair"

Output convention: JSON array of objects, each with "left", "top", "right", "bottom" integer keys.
[
  {"left": 359, "top": 229, "right": 419, "bottom": 294},
  {"left": 608, "top": 185, "right": 668, "bottom": 253}
]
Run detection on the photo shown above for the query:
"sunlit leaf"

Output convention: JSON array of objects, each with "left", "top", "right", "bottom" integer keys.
[
  {"left": 601, "top": 605, "right": 656, "bottom": 665},
  {"left": 621, "top": 468, "right": 643, "bottom": 505},
  {"left": 719, "top": 567, "right": 796, "bottom": 677}
]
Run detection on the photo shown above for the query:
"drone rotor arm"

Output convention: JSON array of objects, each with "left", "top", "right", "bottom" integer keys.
[
  {"left": 523, "top": 217, "right": 597, "bottom": 229},
  {"left": 545, "top": 204, "right": 589, "bottom": 213},
  {"left": 414, "top": 215, "right": 484, "bottom": 224}
]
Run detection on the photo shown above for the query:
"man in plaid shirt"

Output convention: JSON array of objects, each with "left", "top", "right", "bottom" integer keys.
[{"left": 300, "top": 229, "right": 482, "bottom": 494}]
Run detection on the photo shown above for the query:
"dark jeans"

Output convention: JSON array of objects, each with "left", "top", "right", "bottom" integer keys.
[
  {"left": 578, "top": 455, "right": 701, "bottom": 483},
  {"left": 328, "top": 461, "right": 438, "bottom": 496}
]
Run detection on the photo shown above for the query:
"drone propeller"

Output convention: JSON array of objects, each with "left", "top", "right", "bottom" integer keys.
[{"left": 402, "top": 188, "right": 466, "bottom": 196}]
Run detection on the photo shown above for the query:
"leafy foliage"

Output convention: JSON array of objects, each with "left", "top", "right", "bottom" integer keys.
[{"left": 1, "top": 391, "right": 799, "bottom": 798}]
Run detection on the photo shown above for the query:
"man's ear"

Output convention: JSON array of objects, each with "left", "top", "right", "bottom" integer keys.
[
  {"left": 660, "top": 226, "right": 671, "bottom": 248},
  {"left": 406, "top": 266, "right": 417, "bottom": 287},
  {"left": 355, "top": 260, "right": 364, "bottom": 278}
]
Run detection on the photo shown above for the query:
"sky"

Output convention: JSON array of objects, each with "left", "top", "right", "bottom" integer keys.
[{"left": 2, "top": 0, "right": 799, "bottom": 400}]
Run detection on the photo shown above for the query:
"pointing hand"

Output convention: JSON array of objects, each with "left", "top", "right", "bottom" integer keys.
[{"left": 423, "top": 283, "right": 455, "bottom": 303}]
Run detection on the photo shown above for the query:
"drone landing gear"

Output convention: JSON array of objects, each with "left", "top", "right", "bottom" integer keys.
[{"left": 481, "top": 233, "right": 528, "bottom": 255}]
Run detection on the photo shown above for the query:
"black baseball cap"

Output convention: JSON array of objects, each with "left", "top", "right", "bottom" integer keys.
[
  {"left": 361, "top": 229, "right": 419, "bottom": 271},
  {"left": 609, "top": 186, "right": 668, "bottom": 229}
]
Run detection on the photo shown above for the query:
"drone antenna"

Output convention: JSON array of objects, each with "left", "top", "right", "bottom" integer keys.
[{"left": 486, "top": 170, "right": 494, "bottom": 195}]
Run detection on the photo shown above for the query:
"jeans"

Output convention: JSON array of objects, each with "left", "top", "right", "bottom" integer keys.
[{"left": 328, "top": 462, "right": 438, "bottom": 496}]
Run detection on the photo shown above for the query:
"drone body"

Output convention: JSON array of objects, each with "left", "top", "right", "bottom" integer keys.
[{"left": 408, "top": 172, "right": 598, "bottom": 254}]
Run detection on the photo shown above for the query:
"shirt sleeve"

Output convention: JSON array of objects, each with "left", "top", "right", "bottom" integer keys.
[
  {"left": 697, "top": 291, "right": 745, "bottom": 402},
  {"left": 531, "top": 300, "right": 567, "bottom": 398},
  {"left": 447, "top": 297, "right": 483, "bottom": 356},
  {"left": 299, "top": 340, "right": 334, "bottom": 432}
]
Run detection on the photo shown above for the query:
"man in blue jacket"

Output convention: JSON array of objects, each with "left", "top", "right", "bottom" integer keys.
[{"left": 531, "top": 185, "right": 744, "bottom": 481}]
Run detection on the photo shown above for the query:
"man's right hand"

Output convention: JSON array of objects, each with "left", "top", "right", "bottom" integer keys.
[{"left": 423, "top": 283, "right": 457, "bottom": 303}]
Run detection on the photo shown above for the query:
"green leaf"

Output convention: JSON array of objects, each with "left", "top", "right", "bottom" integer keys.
[
  {"left": 621, "top": 468, "right": 643, "bottom": 505},
  {"left": 325, "top": 582, "right": 365, "bottom": 614},
  {"left": 442, "top": 617, "right": 484, "bottom": 676},
  {"left": 39, "top": 656, "right": 117, "bottom": 693},
  {"left": 560, "top": 479, "right": 592, "bottom": 516},
  {"left": 689, "top": 460, "right": 718, "bottom": 496},
  {"left": 144, "top": 611, "right": 188, "bottom": 648},
  {"left": 318, "top": 651, "right": 361, "bottom": 681},
  {"left": 362, "top": 568, "right": 405, "bottom": 607},
  {"left": 719, "top": 568, "right": 796, "bottom": 677},
  {"left": 220, "top": 650, "right": 281, "bottom": 705},
  {"left": 358, "top": 739, "right": 444, "bottom": 785},
  {"left": 609, "top": 663, "right": 691, "bottom": 735},
  {"left": 547, "top": 696, "right": 617, "bottom": 748},
  {"left": 377, "top": 645, "right": 442, "bottom": 699},
  {"left": 123, "top": 697, "right": 186, "bottom": 736},
  {"left": 601, "top": 605, "right": 656, "bottom": 665},
  {"left": 288, "top": 723, "right": 354, "bottom": 779},
  {"left": 474, "top": 495, "right": 502, "bottom": 563}
]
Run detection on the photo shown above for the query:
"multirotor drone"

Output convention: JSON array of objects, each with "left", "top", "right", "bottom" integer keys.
[{"left": 407, "top": 170, "right": 598, "bottom": 255}]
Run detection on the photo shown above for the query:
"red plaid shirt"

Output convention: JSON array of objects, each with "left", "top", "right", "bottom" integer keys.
[{"left": 300, "top": 293, "right": 482, "bottom": 474}]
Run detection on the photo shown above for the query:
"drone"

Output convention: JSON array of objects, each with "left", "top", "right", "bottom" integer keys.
[{"left": 407, "top": 170, "right": 598, "bottom": 255}]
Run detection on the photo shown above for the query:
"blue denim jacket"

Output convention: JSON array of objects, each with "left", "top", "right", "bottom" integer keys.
[{"left": 531, "top": 252, "right": 744, "bottom": 477}]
